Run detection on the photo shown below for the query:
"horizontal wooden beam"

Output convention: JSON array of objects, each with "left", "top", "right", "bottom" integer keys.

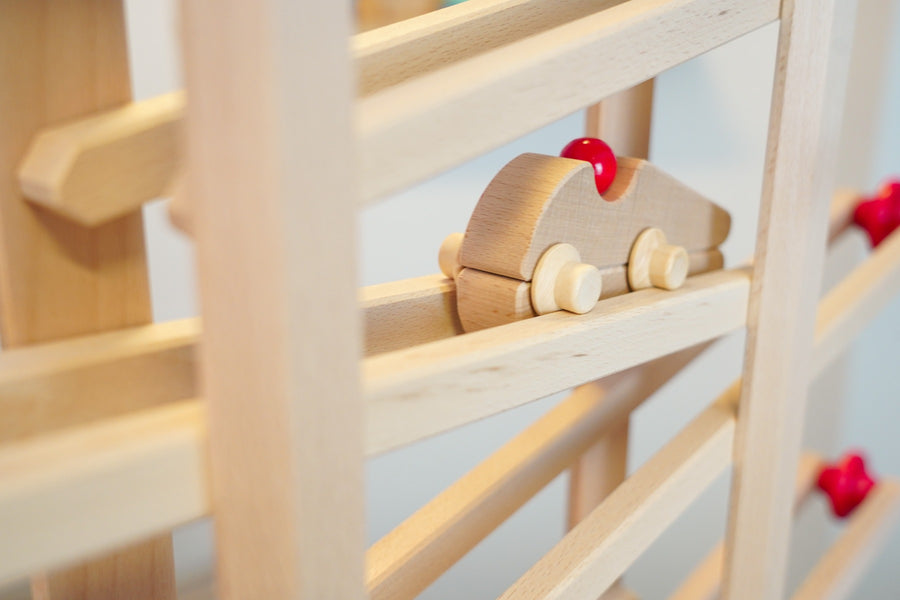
[
  {"left": 359, "top": 0, "right": 779, "bottom": 200},
  {"left": 0, "top": 274, "right": 459, "bottom": 443},
  {"left": 19, "top": 0, "right": 779, "bottom": 221},
  {"left": 791, "top": 480, "right": 900, "bottom": 600},
  {"left": 366, "top": 268, "right": 750, "bottom": 454},
  {"left": 367, "top": 342, "right": 712, "bottom": 600},
  {"left": 497, "top": 386, "right": 739, "bottom": 600},
  {"left": 0, "top": 402, "right": 207, "bottom": 584}
]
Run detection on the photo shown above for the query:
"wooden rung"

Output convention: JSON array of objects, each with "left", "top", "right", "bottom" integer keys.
[
  {"left": 355, "top": 0, "right": 628, "bottom": 96},
  {"left": 367, "top": 342, "right": 711, "bottom": 600},
  {"left": 359, "top": 0, "right": 779, "bottom": 201},
  {"left": 668, "top": 452, "right": 824, "bottom": 600},
  {"left": 0, "top": 401, "right": 208, "bottom": 584},
  {"left": 814, "top": 225, "right": 900, "bottom": 377},
  {"left": 828, "top": 188, "right": 862, "bottom": 243},
  {"left": 497, "top": 386, "right": 739, "bottom": 600},
  {"left": 366, "top": 268, "right": 749, "bottom": 454},
  {"left": 0, "top": 274, "right": 459, "bottom": 443},
  {"left": 791, "top": 480, "right": 900, "bottom": 600},
  {"left": 18, "top": 92, "right": 184, "bottom": 226}
]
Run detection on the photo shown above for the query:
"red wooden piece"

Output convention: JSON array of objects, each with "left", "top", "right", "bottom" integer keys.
[
  {"left": 817, "top": 452, "right": 877, "bottom": 518},
  {"left": 560, "top": 137, "right": 618, "bottom": 195},
  {"left": 853, "top": 178, "right": 900, "bottom": 247}
]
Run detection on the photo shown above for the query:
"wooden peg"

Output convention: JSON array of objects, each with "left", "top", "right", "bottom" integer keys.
[
  {"left": 628, "top": 228, "right": 689, "bottom": 291},
  {"left": 439, "top": 232, "right": 464, "bottom": 280},
  {"left": 531, "top": 243, "right": 602, "bottom": 315}
]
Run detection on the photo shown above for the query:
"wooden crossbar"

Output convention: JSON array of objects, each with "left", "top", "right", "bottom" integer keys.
[
  {"left": 367, "top": 343, "right": 711, "bottom": 600},
  {"left": 0, "top": 209, "right": 896, "bottom": 584},
  {"left": 497, "top": 386, "right": 739, "bottom": 600},
  {"left": 16, "top": 0, "right": 780, "bottom": 224}
]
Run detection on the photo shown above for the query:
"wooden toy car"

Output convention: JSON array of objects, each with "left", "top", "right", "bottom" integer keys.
[{"left": 439, "top": 151, "right": 731, "bottom": 332}]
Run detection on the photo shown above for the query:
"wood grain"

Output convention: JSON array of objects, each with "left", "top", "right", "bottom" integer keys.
[
  {"left": 721, "top": 1, "right": 857, "bottom": 597},
  {"left": 181, "top": 0, "right": 366, "bottom": 597},
  {"left": 18, "top": 92, "right": 184, "bottom": 226},
  {"left": 498, "top": 387, "right": 739, "bottom": 600},
  {"left": 367, "top": 268, "right": 749, "bottom": 454},
  {"left": 458, "top": 154, "right": 730, "bottom": 281},
  {"left": 0, "top": 1, "right": 172, "bottom": 597}
]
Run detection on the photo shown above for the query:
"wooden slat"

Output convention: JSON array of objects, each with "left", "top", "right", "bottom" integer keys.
[
  {"left": 366, "top": 267, "right": 750, "bottom": 454},
  {"left": 355, "top": 0, "right": 627, "bottom": 95},
  {"left": 359, "top": 0, "right": 779, "bottom": 201},
  {"left": 181, "top": 1, "right": 366, "bottom": 598},
  {"left": 720, "top": 0, "right": 855, "bottom": 597},
  {"left": 828, "top": 188, "right": 861, "bottom": 243},
  {"left": 18, "top": 92, "right": 184, "bottom": 226},
  {"left": 0, "top": 1, "right": 174, "bottom": 597},
  {"left": 668, "top": 452, "right": 824, "bottom": 600},
  {"left": 2, "top": 221, "right": 897, "bottom": 579},
  {"left": 0, "top": 402, "right": 207, "bottom": 586},
  {"left": 791, "top": 480, "right": 900, "bottom": 600},
  {"left": 367, "top": 343, "right": 711, "bottom": 600},
  {"left": 813, "top": 226, "right": 900, "bottom": 377},
  {"left": 497, "top": 386, "right": 739, "bottom": 600}
]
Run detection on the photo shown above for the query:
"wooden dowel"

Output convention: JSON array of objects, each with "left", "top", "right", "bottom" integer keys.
[
  {"left": 791, "top": 480, "right": 900, "bottom": 600},
  {"left": 498, "top": 385, "right": 739, "bottom": 600},
  {"left": 368, "top": 342, "right": 711, "bottom": 600},
  {"left": 668, "top": 452, "right": 824, "bottom": 600}
]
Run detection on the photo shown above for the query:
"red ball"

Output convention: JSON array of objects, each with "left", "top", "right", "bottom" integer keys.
[{"left": 560, "top": 137, "right": 618, "bottom": 195}]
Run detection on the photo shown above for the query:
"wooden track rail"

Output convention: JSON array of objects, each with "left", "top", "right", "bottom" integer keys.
[
  {"left": 16, "top": 0, "right": 781, "bottom": 224},
  {"left": 1, "top": 221, "right": 898, "bottom": 585}
]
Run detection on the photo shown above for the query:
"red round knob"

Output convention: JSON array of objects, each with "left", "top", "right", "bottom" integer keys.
[
  {"left": 816, "top": 452, "right": 877, "bottom": 518},
  {"left": 560, "top": 137, "right": 618, "bottom": 195},
  {"left": 853, "top": 177, "right": 900, "bottom": 247}
]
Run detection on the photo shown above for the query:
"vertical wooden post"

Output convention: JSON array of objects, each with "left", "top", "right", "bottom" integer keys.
[
  {"left": 567, "top": 80, "right": 654, "bottom": 599},
  {"left": 181, "top": 1, "right": 366, "bottom": 598},
  {"left": 721, "top": 1, "right": 856, "bottom": 598},
  {"left": 0, "top": 1, "right": 175, "bottom": 598}
]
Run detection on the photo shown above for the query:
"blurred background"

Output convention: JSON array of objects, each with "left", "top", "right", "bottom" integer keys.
[{"left": 5, "top": 1, "right": 899, "bottom": 598}]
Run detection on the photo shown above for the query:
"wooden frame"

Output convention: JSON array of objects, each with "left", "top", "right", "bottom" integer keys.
[{"left": 2, "top": 0, "right": 898, "bottom": 599}]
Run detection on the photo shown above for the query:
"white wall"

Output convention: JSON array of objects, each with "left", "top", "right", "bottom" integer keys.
[{"left": 9, "top": 2, "right": 898, "bottom": 598}]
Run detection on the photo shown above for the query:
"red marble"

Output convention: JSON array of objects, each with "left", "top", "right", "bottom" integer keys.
[
  {"left": 560, "top": 137, "right": 618, "bottom": 195},
  {"left": 853, "top": 178, "right": 900, "bottom": 247}
]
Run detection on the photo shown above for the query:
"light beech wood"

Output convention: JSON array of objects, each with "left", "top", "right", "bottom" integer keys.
[
  {"left": 721, "top": 1, "right": 856, "bottom": 598},
  {"left": 181, "top": 1, "right": 366, "bottom": 598},
  {"left": 530, "top": 243, "right": 603, "bottom": 315},
  {"left": 669, "top": 452, "right": 824, "bottom": 600},
  {"left": 828, "top": 188, "right": 862, "bottom": 243},
  {"left": 18, "top": 92, "right": 184, "bottom": 226},
  {"left": 438, "top": 232, "right": 465, "bottom": 280},
  {"left": 0, "top": 402, "right": 207, "bottom": 586},
  {"left": 367, "top": 268, "right": 750, "bottom": 454},
  {"left": 0, "top": 1, "right": 173, "bottom": 597},
  {"left": 2, "top": 224, "right": 894, "bottom": 580},
  {"left": 360, "top": 0, "right": 779, "bottom": 200},
  {"left": 498, "top": 387, "right": 740, "bottom": 600},
  {"left": 628, "top": 227, "right": 689, "bottom": 291},
  {"left": 791, "top": 480, "right": 900, "bottom": 600},
  {"left": 459, "top": 154, "right": 729, "bottom": 281},
  {"left": 356, "top": 0, "right": 627, "bottom": 94},
  {"left": 357, "top": 0, "right": 442, "bottom": 31},
  {"left": 367, "top": 343, "right": 711, "bottom": 600}
]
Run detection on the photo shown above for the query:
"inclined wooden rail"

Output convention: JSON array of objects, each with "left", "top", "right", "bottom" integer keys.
[
  {"left": 0, "top": 222, "right": 898, "bottom": 585},
  {"left": 16, "top": 0, "right": 779, "bottom": 223}
]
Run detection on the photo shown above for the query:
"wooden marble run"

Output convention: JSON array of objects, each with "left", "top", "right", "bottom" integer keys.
[{"left": 2, "top": 1, "right": 900, "bottom": 600}]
